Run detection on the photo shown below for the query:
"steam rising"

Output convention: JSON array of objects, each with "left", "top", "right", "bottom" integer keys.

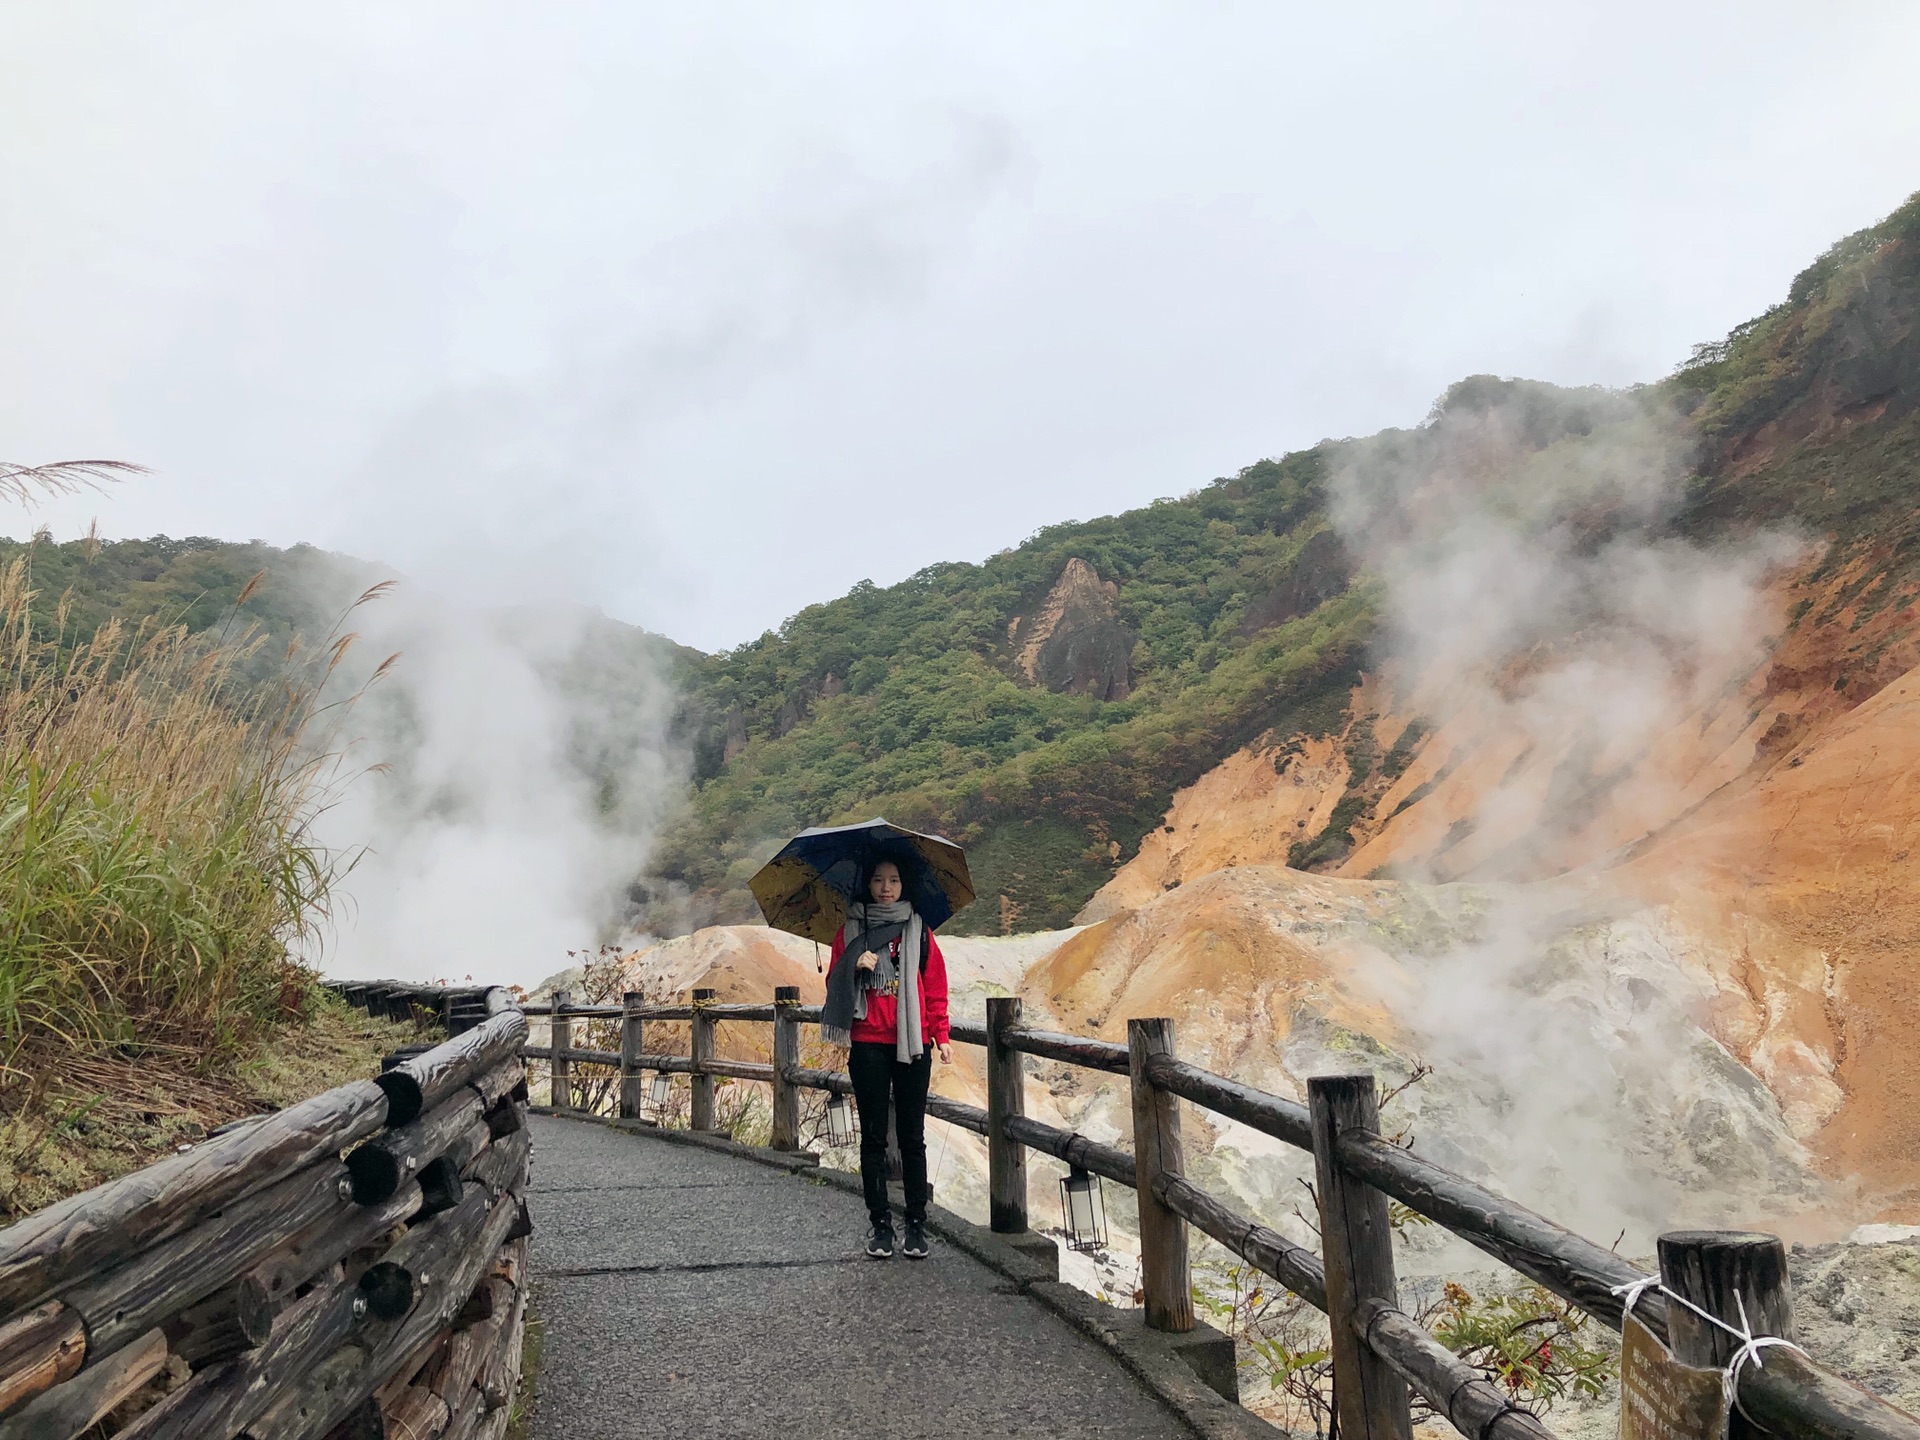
[
  {"left": 1335, "top": 381, "right": 1799, "bottom": 875},
  {"left": 314, "top": 579, "right": 685, "bottom": 990},
  {"left": 1321, "top": 379, "right": 1818, "bottom": 1240}
]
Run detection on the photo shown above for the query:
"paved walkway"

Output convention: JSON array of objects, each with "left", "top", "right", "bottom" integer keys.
[{"left": 525, "top": 1114, "right": 1187, "bottom": 1439}]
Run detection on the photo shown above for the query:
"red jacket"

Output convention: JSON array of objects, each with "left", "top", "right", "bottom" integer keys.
[{"left": 827, "top": 925, "right": 950, "bottom": 1048}]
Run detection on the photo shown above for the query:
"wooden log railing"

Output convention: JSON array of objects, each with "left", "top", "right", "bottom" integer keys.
[
  {"left": 0, "top": 993, "right": 536, "bottom": 1440},
  {"left": 521, "top": 984, "right": 1920, "bottom": 1440}
]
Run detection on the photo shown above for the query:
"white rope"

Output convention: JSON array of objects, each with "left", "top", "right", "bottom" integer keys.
[{"left": 1609, "top": 1278, "right": 1809, "bottom": 1422}]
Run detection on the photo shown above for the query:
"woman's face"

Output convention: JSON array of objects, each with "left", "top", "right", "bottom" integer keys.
[{"left": 868, "top": 861, "right": 904, "bottom": 905}]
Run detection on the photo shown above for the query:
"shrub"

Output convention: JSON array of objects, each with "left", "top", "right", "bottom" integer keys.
[{"left": 0, "top": 550, "right": 381, "bottom": 1078}]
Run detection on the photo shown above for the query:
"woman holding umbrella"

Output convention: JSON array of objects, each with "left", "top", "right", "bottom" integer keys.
[
  {"left": 822, "top": 854, "right": 952, "bottom": 1259},
  {"left": 749, "top": 819, "right": 973, "bottom": 1260}
]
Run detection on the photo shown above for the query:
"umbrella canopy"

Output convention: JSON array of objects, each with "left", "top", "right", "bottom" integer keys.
[{"left": 749, "top": 817, "right": 974, "bottom": 943}]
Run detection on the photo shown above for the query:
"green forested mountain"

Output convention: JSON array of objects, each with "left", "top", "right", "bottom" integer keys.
[
  {"left": 11, "top": 191, "right": 1917, "bottom": 939},
  {"left": 654, "top": 188, "right": 1920, "bottom": 932}
]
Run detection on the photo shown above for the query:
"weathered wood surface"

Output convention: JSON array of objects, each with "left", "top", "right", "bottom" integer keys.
[
  {"left": 1354, "top": 1298, "right": 1555, "bottom": 1440},
  {"left": 699, "top": 1057, "right": 776, "bottom": 1083},
  {"left": 0, "top": 1327, "right": 166, "bottom": 1440},
  {"left": 1143, "top": 1052, "right": 1312, "bottom": 1149},
  {"left": 241, "top": 1182, "right": 421, "bottom": 1316},
  {"left": 986, "top": 996, "right": 1029, "bottom": 1234},
  {"left": 771, "top": 986, "right": 801, "bottom": 1151},
  {"left": 159, "top": 1283, "right": 273, "bottom": 1366},
  {"left": 1332, "top": 1127, "right": 1671, "bottom": 1339},
  {"left": 260, "top": 1192, "right": 521, "bottom": 1440},
  {"left": 1004, "top": 1027, "right": 1130, "bottom": 1074},
  {"left": 1151, "top": 1172, "right": 1327, "bottom": 1311},
  {"left": 0, "top": 1301, "right": 84, "bottom": 1420},
  {"left": 348, "top": 1089, "right": 486, "bottom": 1204},
  {"left": 1310, "top": 1074, "right": 1412, "bottom": 1440},
  {"left": 465, "top": 1130, "right": 532, "bottom": 1200},
  {"left": 62, "top": 1159, "right": 349, "bottom": 1361},
  {"left": 1660, "top": 1231, "right": 1920, "bottom": 1440},
  {"left": 548, "top": 990, "right": 574, "bottom": 1113},
  {"left": 923, "top": 1095, "right": 988, "bottom": 1135},
  {"left": 689, "top": 989, "right": 717, "bottom": 1132},
  {"left": 619, "top": 992, "right": 646, "bottom": 1121},
  {"left": 0, "top": 1079, "right": 388, "bottom": 1321},
  {"left": 948, "top": 1018, "right": 987, "bottom": 1047},
  {"left": 700, "top": 1003, "right": 779, "bottom": 1022},
  {"left": 1001, "top": 1115, "right": 1137, "bottom": 1187},
  {"left": 119, "top": 1262, "right": 370, "bottom": 1438},
  {"left": 523, "top": 1046, "right": 622, "bottom": 1068},
  {"left": 1127, "top": 1017, "right": 1192, "bottom": 1333},
  {"left": 784, "top": 1065, "right": 855, "bottom": 1097}
]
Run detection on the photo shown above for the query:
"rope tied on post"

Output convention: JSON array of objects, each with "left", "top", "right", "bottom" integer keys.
[{"left": 1611, "top": 1277, "right": 1811, "bottom": 1421}]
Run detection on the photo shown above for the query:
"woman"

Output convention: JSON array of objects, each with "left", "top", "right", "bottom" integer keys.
[{"left": 820, "top": 854, "right": 952, "bottom": 1258}]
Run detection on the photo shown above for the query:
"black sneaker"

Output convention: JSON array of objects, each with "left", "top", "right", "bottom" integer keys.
[
  {"left": 865, "top": 1220, "right": 895, "bottom": 1258},
  {"left": 901, "top": 1218, "right": 929, "bottom": 1259}
]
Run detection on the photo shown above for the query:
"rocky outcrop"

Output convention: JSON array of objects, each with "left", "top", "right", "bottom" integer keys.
[
  {"left": 1240, "top": 529, "right": 1354, "bottom": 633},
  {"left": 1007, "top": 558, "right": 1135, "bottom": 700}
]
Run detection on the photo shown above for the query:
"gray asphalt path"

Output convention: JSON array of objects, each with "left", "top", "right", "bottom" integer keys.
[{"left": 525, "top": 1114, "right": 1185, "bottom": 1439}]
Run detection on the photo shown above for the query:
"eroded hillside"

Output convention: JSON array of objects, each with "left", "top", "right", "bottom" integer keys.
[{"left": 652, "top": 192, "right": 1920, "bottom": 948}]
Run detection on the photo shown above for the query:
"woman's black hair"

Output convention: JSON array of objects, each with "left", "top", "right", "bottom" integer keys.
[{"left": 858, "top": 849, "right": 917, "bottom": 898}]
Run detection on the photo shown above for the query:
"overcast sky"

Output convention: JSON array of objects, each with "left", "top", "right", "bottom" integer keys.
[{"left": 3, "top": 3, "right": 1918, "bottom": 651}]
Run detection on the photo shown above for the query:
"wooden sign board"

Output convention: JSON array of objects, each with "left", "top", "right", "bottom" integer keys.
[{"left": 1619, "top": 1314, "right": 1729, "bottom": 1440}]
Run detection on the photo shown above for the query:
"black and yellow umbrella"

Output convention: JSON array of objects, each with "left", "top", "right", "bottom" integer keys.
[{"left": 748, "top": 817, "right": 974, "bottom": 943}]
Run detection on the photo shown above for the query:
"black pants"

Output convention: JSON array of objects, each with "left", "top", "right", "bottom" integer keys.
[{"left": 848, "top": 1042, "right": 931, "bottom": 1225}]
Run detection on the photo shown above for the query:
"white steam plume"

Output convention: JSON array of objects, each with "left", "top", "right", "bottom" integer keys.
[
  {"left": 312, "top": 578, "right": 685, "bottom": 991},
  {"left": 1318, "top": 379, "right": 1820, "bottom": 1239}
]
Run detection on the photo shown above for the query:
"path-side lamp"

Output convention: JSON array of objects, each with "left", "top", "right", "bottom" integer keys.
[
  {"left": 825, "top": 1093, "right": 856, "bottom": 1147},
  {"left": 1060, "top": 1164, "right": 1107, "bottom": 1252},
  {"left": 648, "top": 1071, "right": 672, "bottom": 1115}
]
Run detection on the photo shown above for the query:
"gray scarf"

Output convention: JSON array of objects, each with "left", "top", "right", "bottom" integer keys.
[{"left": 820, "top": 899, "right": 925, "bottom": 1063}]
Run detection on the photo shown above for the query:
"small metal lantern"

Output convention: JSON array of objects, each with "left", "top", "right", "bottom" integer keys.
[
  {"left": 825, "top": 1093, "right": 856, "bottom": 1147},
  {"left": 1060, "top": 1164, "right": 1108, "bottom": 1253},
  {"left": 648, "top": 1072, "right": 672, "bottom": 1114}
]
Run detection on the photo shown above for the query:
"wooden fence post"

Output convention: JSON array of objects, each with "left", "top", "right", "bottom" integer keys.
[
  {"left": 618, "top": 991, "right": 645, "bottom": 1120},
  {"left": 1658, "top": 1231, "right": 1794, "bottom": 1440},
  {"left": 1310, "top": 1073, "right": 1412, "bottom": 1440},
  {"left": 690, "top": 987, "right": 716, "bottom": 1132},
  {"left": 1127, "top": 1017, "right": 1192, "bottom": 1332},
  {"left": 771, "top": 986, "right": 801, "bottom": 1151},
  {"left": 986, "top": 996, "right": 1028, "bottom": 1234},
  {"left": 550, "top": 990, "right": 573, "bottom": 1112}
]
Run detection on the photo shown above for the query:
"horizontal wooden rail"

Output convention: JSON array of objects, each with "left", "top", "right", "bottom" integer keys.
[
  {"left": 509, "top": 981, "right": 1919, "bottom": 1440},
  {"left": 1356, "top": 1298, "right": 1555, "bottom": 1440},
  {"left": 702, "top": 1058, "right": 776, "bottom": 1083},
  {"left": 1142, "top": 1052, "right": 1312, "bottom": 1149},
  {"left": 0, "top": 1005, "right": 534, "bottom": 1440},
  {"left": 1150, "top": 1171, "right": 1326, "bottom": 1311},
  {"left": 784, "top": 1065, "right": 853, "bottom": 1097},
  {"left": 1001, "top": 1114, "right": 1136, "bottom": 1187},
  {"left": 523, "top": 1001, "right": 695, "bottom": 1021},
  {"left": 522, "top": 1046, "right": 622, "bottom": 1068},
  {"left": 1001, "top": 1027, "right": 1130, "bottom": 1074},
  {"left": 925, "top": 1096, "right": 989, "bottom": 1135},
  {"left": 1328, "top": 1129, "right": 1669, "bottom": 1340}
]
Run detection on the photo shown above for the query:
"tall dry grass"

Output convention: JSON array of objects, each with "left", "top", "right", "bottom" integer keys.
[{"left": 0, "top": 548, "right": 388, "bottom": 1081}]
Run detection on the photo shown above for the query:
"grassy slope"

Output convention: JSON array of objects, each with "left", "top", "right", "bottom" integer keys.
[{"left": 0, "top": 992, "right": 419, "bottom": 1219}]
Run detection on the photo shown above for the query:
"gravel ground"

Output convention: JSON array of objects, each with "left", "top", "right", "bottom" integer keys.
[{"left": 525, "top": 1114, "right": 1191, "bottom": 1439}]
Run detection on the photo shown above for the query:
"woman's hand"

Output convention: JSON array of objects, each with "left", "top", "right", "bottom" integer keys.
[
  {"left": 855, "top": 953, "right": 878, "bottom": 973},
  {"left": 937, "top": 1042, "right": 952, "bottom": 1065}
]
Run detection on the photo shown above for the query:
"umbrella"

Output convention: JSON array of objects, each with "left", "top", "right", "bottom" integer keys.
[{"left": 749, "top": 817, "right": 974, "bottom": 943}]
